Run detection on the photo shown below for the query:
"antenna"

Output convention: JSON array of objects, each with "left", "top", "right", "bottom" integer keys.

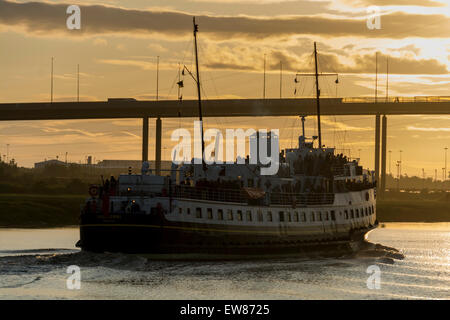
[
  {"left": 300, "top": 116, "right": 306, "bottom": 137},
  {"left": 177, "top": 63, "right": 181, "bottom": 101},
  {"left": 193, "top": 17, "right": 206, "bottom": 170},
  {"left": 313, "top": 42, "right": 322, "bottom": 147}
]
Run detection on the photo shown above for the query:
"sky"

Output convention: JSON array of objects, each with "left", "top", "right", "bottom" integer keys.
[{"left": 0, "top": 0, "right": 448, "bottom": 178}]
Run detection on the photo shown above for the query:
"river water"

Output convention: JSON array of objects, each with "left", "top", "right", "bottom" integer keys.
[{"left": 0, "top": 223, "right": 448, "bottom": 300}]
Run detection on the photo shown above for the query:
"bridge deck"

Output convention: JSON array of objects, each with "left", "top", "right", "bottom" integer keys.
[{"left": 0, "top": 98, "right": 449, "bottom": 121}]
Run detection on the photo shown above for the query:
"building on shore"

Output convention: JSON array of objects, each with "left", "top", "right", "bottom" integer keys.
[
  {"left": 34, "top": 158, "right": 173, "bottom": 173},
  {"left": 96, "top": 160, "right": 173, "bottom": 171},
  {"left": 34, "top": 159, "right": 67, "bottom": 169}
]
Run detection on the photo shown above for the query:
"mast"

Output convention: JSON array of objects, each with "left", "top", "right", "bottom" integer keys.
[
  {"left": 313, "top": 42, "right": 322, "bottom": 148},
  {"left": 300, "top": 116, "right": 306, "bottom": 137},
  {"left": 177, "top": 63, "right": 181, "bottom": 100},
  {"left": 295, "top": 44, "right": 337, "bottom": 148},
  {"left": 193, "top": 17, "right": 206, "bottom": 170}
]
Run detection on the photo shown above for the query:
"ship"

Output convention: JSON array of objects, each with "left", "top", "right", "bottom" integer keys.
[{"left": 77, "top": 18, "right": 378, "bottom": 255}]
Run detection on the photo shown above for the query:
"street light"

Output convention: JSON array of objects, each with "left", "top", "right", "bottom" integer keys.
[
  {"left": 422, "top": 168, "right": 425, "bottom": 190},
  {"left": 445, "top": 147, "right": 448, "bottom": 182},
  {"left": 388, "top": 150, "right": 392, "bottom": 175}
]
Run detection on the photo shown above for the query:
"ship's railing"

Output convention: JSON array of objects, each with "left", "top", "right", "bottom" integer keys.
[
  {"left": 342, "top": 96, "right": 450, "bottom": 103},
  {"left": 171, "top": 185, "right": 335, "bottom": 206},
  {"left": 331, "top": 165, "right": 346, "bottom": 176},
  {"left": 269, "top": 192, "right": 335, "bottom": 206},
  {"left": 172, "top": 185, "right": 247, "bottom": 203}
]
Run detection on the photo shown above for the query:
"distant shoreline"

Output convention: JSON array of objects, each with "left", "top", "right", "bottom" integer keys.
[
  {"left": 376, "top": 199, "right": 449, "bottom": 223},
  {"left": 0, "top": 194, "right": 84, "bottom": 228},
  {"left": 0, "top": 193, "right": 448, "bottom": 228}
]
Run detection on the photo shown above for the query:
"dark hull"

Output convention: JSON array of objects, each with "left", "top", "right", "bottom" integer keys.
[{"left": 78, "top": 213, "right": 378, "bottom": 255}]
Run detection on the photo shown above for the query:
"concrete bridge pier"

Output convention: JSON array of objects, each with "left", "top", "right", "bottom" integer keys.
[
  {"left": 380, "top": 115, "right": 387, "bottom": 197},
  {"left": 374, "top": 114, "right": 388, "bottom": 197},
  {"left": 142, "top": 117, "right": 149, "bottom": 162},
  {"left": 142, "top": 117, "right": 162, "bottom": 175},
  {"left": 374, "top": 114, "right": 381, "bottom": 185},
  {"left": 155, "top": 117, "right": 162, "bottom": 175}
]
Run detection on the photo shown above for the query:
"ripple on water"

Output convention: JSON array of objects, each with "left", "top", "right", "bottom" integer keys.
[{"left": 0, "top": 225, "right": 449, "bottom": 299}]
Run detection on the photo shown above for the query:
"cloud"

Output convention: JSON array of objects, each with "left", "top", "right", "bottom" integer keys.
[
  {"left": 120, "top": 131, "right": 141, "bottom": 139},
  {"left": 191, "top": 0, "right": 299, "bottom": 3},
  {"left": 98, "top": 58, "right": 177, "bottom": 70},
  {"left": 317, "top": 52, "right": 448, "bottom": 74},
  {"left": 204, "top": 62, "right": 255, "bottom": 71},
  {"left": 35, "top": 93, "right": 100, "bottom": 102},
  {"left": 41, "top": 127, "right": 106, "bottom": 137},
  {"left": 380, "top": 80, "right": 450, "bottom": 96},
  {"left": 93, "top": 38, "right": 108, "bottom": 46},
  {"left": 407, "top": 126, "right": 450, "bottom": 132},
  {"left": 147, "top": 43, "right": 168, "bottom": 53},
  {"left": 322, "top": 118, "right": 373, "bottom": 132},
  {"left": 0, "top": 0, "right": 448, "bottom": 39},
  {"left": 388, "top": 44, "right": 421, "bottom": 56},
  {"left": 347, "top": 0, "right": 446, "bottom": 7},
  {"left": 197, "top": 43, "right": 448, "bottom": 74},
  {"left": 111, "top": 119, "right": 141, "bottom": 127}
]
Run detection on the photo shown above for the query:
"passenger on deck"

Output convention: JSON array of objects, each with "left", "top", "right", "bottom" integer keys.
[
  {"left": 104, "top": 178, "right": 110, "bottom": 189},
  {"left": 110, "top": 176, "right": 117, "bottom": 196}
]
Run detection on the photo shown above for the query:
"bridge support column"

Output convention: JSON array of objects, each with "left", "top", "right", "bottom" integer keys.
[
  {"left": 374, "top": 114, "right": 381, "bottom": 185},
  {"left": 142, "top": 117, "right": 149, "bottom": 162},
  {"left": 380, "top": 115, "right": 387, "bottom": 198},
  {"left": 155, "top": 117, "right": 162, "bottom": 175}
]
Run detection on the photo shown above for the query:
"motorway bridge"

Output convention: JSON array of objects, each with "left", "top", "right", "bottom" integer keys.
[{"left": 1, "top": 96, "right": 449, "bottom": 196}]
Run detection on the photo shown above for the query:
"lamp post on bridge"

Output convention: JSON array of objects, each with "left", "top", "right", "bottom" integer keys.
[
  {"left": 389, "top": 150, "right": 392, "bottom": 175},
  {"left": 422, "top": 168, "right": 425, "bottom": 190},
  {"left": 398, "top": 150, "right": 402, "bottom": 190},
  {"left": 445, "top": 147, "right": 448, "bottom": 182},
  {"left": 396, "top": 161, "right": 400, "bottom": 191}
]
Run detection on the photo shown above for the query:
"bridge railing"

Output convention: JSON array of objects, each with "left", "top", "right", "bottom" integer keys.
[{"left": 342, "top": 96, "right": 450, "bottom": 103}]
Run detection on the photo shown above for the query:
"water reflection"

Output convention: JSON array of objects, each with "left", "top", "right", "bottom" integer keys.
[{"left": 0, "top": 223, "right": 449, "bottom": 299}]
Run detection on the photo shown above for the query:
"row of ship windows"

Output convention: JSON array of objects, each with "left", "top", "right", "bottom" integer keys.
[{"left": 178, "top": 205, "right": 374, "bottom": 223}]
